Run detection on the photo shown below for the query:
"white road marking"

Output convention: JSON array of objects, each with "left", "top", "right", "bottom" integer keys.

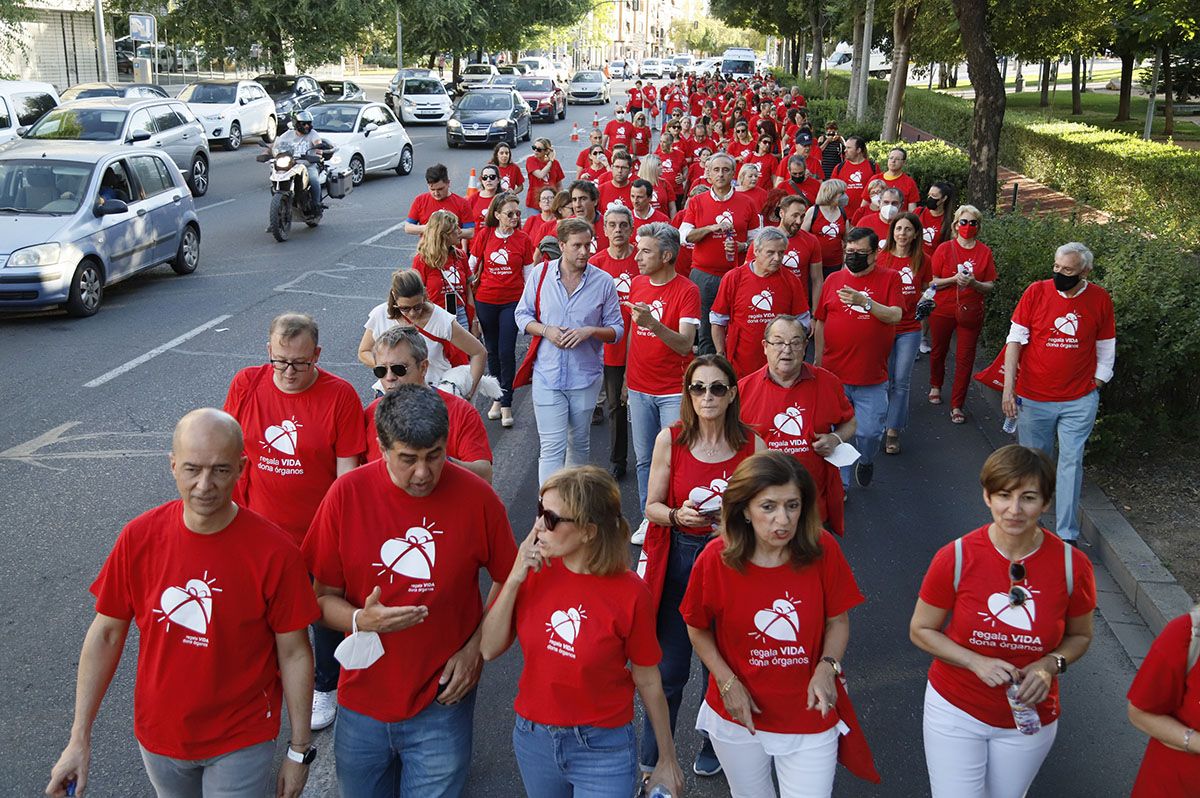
[
  {"left": 360, "top": 221, "right": 407, "bottom": 246},
  {"left": 196, "top": 198, "right": 237, "bottom": 212},
  {"left": 0, "top": 422, "right": 169, "bottom": 471},
  {"left": 83, "top": 314, "right": 233, "bottom": 388}
]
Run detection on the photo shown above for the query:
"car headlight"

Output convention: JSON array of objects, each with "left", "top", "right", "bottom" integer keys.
[
  {"left": 447, "top": 119, "right": 461, "bottom": 128},
  {"left": 402, "top": 97, "right": 415, "bottom": 107},
  {"left": 202, "top": 113, "right": 226, "bottom": 121},
  {"left": 492, "top": 119, "right": 510, "bottom": 128},
  {"left": 8, "top": 243, "right": 61, "bottom": 269},
  {"left": 274, "top": 154, "right": 294, "bottom": 169}
]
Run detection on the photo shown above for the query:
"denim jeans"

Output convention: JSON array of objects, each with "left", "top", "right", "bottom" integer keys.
[
  {"left": 532, "top": 378, "right": 604, "bottom": 485},
  {"left": 840, "top": 382, "right": 888, "bottom": 487},
  {"left": 641, "top": 530, "right": 713, "bottom": 770},
  {"left": 476, "top": 300, "right": 518, "bottom": 407},
  {"left": 603, "top": 365, "right": 629, "bottom": 469},
  {"left": 334, "top": 695, "right": 475, "bottom": 798},
  {"left": 306, "top": 164, "right": 322, "bottom": 211},
  {"left": 886, "top": 330, "right": 922, "bottom": 432},
  {"left": 139, "top": 740, "right": 273, "bottom": 798},
  {"left": 1017, "top": 389, "right": 1100, "bottom": 541},
  {"left": 690, "top": 267, "right": 722, "bottom": 356},
  {"left": 628, "top": 390, "right": 683, "bottom": 511},
  {"left": 513, "top": 716, "right": 638, "bottom": 798},
  {"left": 313, "top": 622, "right": 342, "bottom": 694}
]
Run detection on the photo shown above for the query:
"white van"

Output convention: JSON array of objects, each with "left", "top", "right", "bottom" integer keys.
[
  {"left": 518, "top": 57, "right": 556, "bottom": 78},
  {"left": 720, "top": 49, "right": 757, "bottom": 77},
  {"left": 826, "top": 42, "right": 891, "bottom": 78},
  {"left": 0, "top": 81, "right": 61, "bottom": 145}
]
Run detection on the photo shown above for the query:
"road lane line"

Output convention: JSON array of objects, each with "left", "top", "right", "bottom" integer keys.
[
  {"left": 359, "top": 221, "right": 407, "bottom": 246},
  {"left": 83, "top": 314, "right": 232, "bottom": 388},
  {"left": 196, "top": 198, "right": 236, "bottom": 212}
]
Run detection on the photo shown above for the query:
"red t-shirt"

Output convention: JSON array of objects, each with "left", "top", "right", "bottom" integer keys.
[
  {"left": 406, "top": 192, "right": 474, "bottom": 229},
  {"left": 857, "top": 211, "right": 893, "bottom": 250},
  {"left": 680, "top": 534, "right": 864, "bottom": 734},
  {"left": 513, "top": 561, "right": 660, "bottom": 727},
  {"left": 223, "top": 366, "right": 366, "bottom": 543},
  {"left": 735, "top": 185, "right": 768, "bottom": 212},
  {"left": 831, "top": 158, "right": 879, "bottom": 212},
  {"left": 591, "top": 247, "right": 639, "bottom": 367},
  {"left": 472, "top": 227, "right": 535, "bottom": 305},
  {"left": 468, "top": 192, "right": 494, "bottom": 228},
  {"left": 364, "top": 390, "right": 491, "bottom": 465},
  {"left": 727, "top": 139, "right": 756, "bottom": 162},
  {"left": 682, "top": 190, "right": 762, "bottom": 277},
  {"left": 599, "top": 179, "right": 634, "bottom": 212},
  {"left": 626, "top": 274, "right": 701, "bottom": 396},
  {"left": 779, "top": 175, "right": 822, "bottom": 205},
  {"left": 626, "top": 86, "right": 643, "bottom": 108},
  {"left": 745, "top": 151, "right": 779, "bottom": 180},
  {"left": 876, "top": 250, "right": 930, "bottom": 335},
  {"left": 578, "top": 166, "right": 610, "bottom": 185},
  {"left": 91, "top": 502, "right": 319, "bottom": 758},
  {"left": 929, "top": 239, "right": 997, "bottom": 320},
  {"left": 577, "top": 145, "right": 596, "bottom": 169},
  {"left": 630, "top": 125, "right": 653, "bottom": 157},
  {"left": 525, "top": 156, "right": 564, "bottom": 209},
  {"left": 814, "top": 267, "right": 903, "bottom": 386},
  {"left": 807, "top": 207, "right": 848, "bottom": 271},
  {"left": 632, "top": 208, "right": 670, "bottom": 236},
  {"left": 1011, "top": 280, "right": 1115, "bottom": 403},
  {"left": 302, "top": 460, "right": 518, "bottom": 722},
  {"left": 919, "top": 526, "right": 1096, "bottom": 728},
  {"left": 666, "top": 426, "right": 758, "bottom": 536},
  {"left": 916, "top": 207, "right": 948, "bottom": 254},
  {"left": 712, "top": 265, "right": 810, "bottom": 377},
  {"left": 604, "top": 119, "right": 633, "bottom": 153},
  {"left": 671, "top": 208, "right": 694, "bottom": 277},
  {"left": 495, "top": 163, "right": 524, "bottom": 193},
  {"left": 1128, "top": 613, "right": 1200, "bottom": 797},
  {"left": 881, "top": 171, "right": 920, "bottom": 208},
  {"left": 522, "top": 214, "right": 558, "bottom": 246},
  {"left": 413, "top": 250, "right": 472, "bottom": 323}
]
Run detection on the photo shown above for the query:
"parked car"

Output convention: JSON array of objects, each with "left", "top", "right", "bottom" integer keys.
[
  {"left": 517, "top": 57, "right": 555, "bottom": 78},
  {"left": 0, "top": 144, "right": 201, "bottom": 317},
  {"left": 610, "top": 60, "right": 631, "bottom": 79},
  {"left": 457, "top": 63, "right": 499, "bottom": 94},
  {"left": 694, "top": 57, "right": 721, "bottom": 76},
  {"left": 446, "top": 87, "right": 532, "bottom": 148},
  {"left": 515, "top": 77, "right": 566, "bottom": 122},
  {"left": 672, "top": 54, "right": 696, "bottom": 76},
  {"left": 552, "top": 60, "right": 571, "bottom": 83},
  {"left": 0, "top": 80, "right": 60, "bottom": 146},
  {"left": 497, "top": 64, "right": 529, "bottom": 76},
  {"left": 566, "top": 70, "right": 610, "bottom": 104},
  {"left": 307, "top": 101, "right": 414, "bottom": 186},
  {"left": 254, "top": 74, "right": 324, "bottom": 133},
  {"left": 319, "top": 80, "right": 366, "bottom": 101},
  {"left": 60, "top": 83, "right": 169, "bottom": 102},
  {"left": 639, "top": 58, "right": 667, "bottom": 79},
  {"left": 178, "top": 79, "right": 276, "bottom": 150},
  {"left": 387, "top": 76, "right": 453, "bottom": 124},
  {"left": 14, "top": 97, "right": 211, "bottom": 197}
]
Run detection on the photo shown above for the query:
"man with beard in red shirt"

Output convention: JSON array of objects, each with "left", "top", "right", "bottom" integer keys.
[
  {"left": 831, "top": 136, "right": 879, "bottom": 213},
  {"left": 744, "top": 195, "right": 824, "bottom": 306},
  {"left": 598, "top": 150, "right": 636, "bottom": 211}
]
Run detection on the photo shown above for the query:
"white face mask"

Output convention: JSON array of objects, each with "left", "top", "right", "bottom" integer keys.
[
  {"left": 880, "top": 204, "right": 899, "bottom": 222},
  {"left": 334, "top": 609, "right": 384, "bottom": 670}
]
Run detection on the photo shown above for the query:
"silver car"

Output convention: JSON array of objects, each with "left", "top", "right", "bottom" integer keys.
[
  {"left": 12, "top": 97, "right": 211, "bottom": 196},
  {"left": 567, "top": 70, "right": 610, "bottom": 104},
  {"left": 0, "top": 144, "right": 201, "bottom": 317}
]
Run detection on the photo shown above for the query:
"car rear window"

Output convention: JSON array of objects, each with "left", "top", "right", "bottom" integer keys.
[
  {"left": 26, "top": 107, "right": 126, "bottom": 140},
  {"left": 179, "top": 83, "right": 237, "bottom": 104},
  {"left": 11, "top": 92, "right": 58, "bottom": 127}
]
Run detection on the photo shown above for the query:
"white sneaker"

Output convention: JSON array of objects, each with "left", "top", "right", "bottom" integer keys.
[
  {"left": 631, "top": 518, "right": 649, "bottom": 545},
  {"left": 919, "top": 338, "right": 932, "bottom": 354},
  {"left": 312, "top": 689, "right": 337, "bottom": 731}
]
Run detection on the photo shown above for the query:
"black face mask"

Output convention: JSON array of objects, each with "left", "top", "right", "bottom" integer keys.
[
  {"left": 1053, "top": 272, "right": 1082, "bottom": 292},
  {"left": 845, "top": 252, "right": 871, "bottom": 273},
  {"left": 790, "top": 173, "right": 804, "bottom": 183},
  {"left": 921, "top": 197, "right": 940, "bottom": 209}
]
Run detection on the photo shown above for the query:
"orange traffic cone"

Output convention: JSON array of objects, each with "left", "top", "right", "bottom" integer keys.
[
  {"left": 466, "top": 168, "right": 479, "bottom": 200},
  {"left": 570, "top": 123, "right": 580, "bottom": 142},
  {"left": 593, "top": 111, "right": 600, "bottom": 128}
]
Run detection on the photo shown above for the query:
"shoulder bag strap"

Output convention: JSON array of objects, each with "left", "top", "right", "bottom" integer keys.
[
  {"left": 953, "top": 536, "right": 964, "bottom": 592},
  {"left": 1187, "top": 607, "right": 1200, "bottom": 672},
  {"left": 1063, "top": 533, "right": 1075, "bottom": 598}
]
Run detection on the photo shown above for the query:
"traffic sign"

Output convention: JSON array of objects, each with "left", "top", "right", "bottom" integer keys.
[{"left": 129, "top": 13, "right": 156, "bottom": 43}]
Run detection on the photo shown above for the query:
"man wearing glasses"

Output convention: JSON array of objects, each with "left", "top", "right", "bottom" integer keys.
[{"left": 223, "top": 312, "right": 366, "bottom": 733}]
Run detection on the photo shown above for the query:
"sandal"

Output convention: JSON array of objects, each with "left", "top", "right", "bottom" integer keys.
[
  {"left": 950, "top": 408, "right": 967, "bottom": 424},
  {"left": 884, "top": 431, "right": 901, "bottom": 454},
  {"left": 928, "top": 388, "right": 942, "bottom": 405}
]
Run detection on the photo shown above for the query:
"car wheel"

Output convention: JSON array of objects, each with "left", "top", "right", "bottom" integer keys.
[
  {"left": 508, "top": 130, "right": 518, "bottom": 148},
  {"left": 188, "top": 154, "right": 209, "bottom": 197},
  {"left": 263, "top": 117, "right": 277, "bottom": 143},
  {"left": 171, "top": 223, "right": 200, "bottom": 275},
  {"left": 65, "top": 259, "right": 103, "bottom": 317},
  {"left": 226, "top": 122, "right": 242, "bottom": 150},
  {"left": 395, "top": 145, "right": 413, "bottom": 176},
  {"left": 349, "top": 154, "right": 366, "bottom": 187},
  {"left": 523, "top": 121, "right": 532, "bottom": 142},
  {"left": 447, "top": 136, "right": 459, "bottom": 148}
]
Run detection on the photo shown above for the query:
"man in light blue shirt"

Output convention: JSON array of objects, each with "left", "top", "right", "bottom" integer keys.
[{"left": 516, "top": 218, "right": 624, "bottom": 485}]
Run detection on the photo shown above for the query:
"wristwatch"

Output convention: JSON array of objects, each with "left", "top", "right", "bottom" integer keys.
[
  {"left": 1052, "top": 654, "right": 1067, "bottom": 675},
  {"left": 286, "top": 743, "right": 317, "bottom": 765},
  {"left": 862, "top": 298, "right": 874, "bottom": 314},
  {"left": 820, "top": 656, "right": 843, "bottom": 676}
]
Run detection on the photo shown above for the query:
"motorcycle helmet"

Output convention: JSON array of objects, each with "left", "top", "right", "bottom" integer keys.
[{"left": 293, "top": 110, "right": 314, "bottom": 134}]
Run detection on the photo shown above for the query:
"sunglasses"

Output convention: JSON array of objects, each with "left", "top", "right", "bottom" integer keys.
[
  {"left": 481, "top": 174, "right": 499, "bottom": 181},
  {"left": 502, "top": 210, "right": 522, "bottom": 219},
  {"left": 957, "top": 219, "right": 980, "bottom": 227},
  {"left": 537, "top": 499, "right": 575, "bottom": 531},
  {"left": 395, "top": 302, "right": 428, "bottom": 317},
  {"left": 1008, "top": 562, "right": 1027, "bottom": 607},
  {"left": 372, "top": 363, "right": 409, "bottom": 379},
  {"left": 687, "top": 382, "right": 731, "bottom": 397}
]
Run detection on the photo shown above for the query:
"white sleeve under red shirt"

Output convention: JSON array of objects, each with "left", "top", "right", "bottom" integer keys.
[
  {"left": 1007, "top": 280, "right": 1116, "bottom": 403},
  {"left": 711, "top": 266, "right": 811, "bottom": 377},
  {"left": 364, "top": 390, "right": 492, "bottom": 465},
  {"left": 406, "top": 192, "right": 475, "bottom": 229},
  {"left": 1127, "top": 613, "right": 1200, "bottom": 798},
  {"left": 680, "top": 534, "right": 864, "bottom": 735},
  {"left": 813, "top": 267, "right": 903, "bottom": 386},
  {"left": 513, "top": 561, "right": 660, "bottom": 727},
  {"left": 680, "top": 190, "right": 762, "bottom": 278},
  {"left": 302, "top": 460, "right": 518, "bottom": 723},
  {"left": 626, "top": 274, "right": 701, "bottom": 396},
  {"left": 222, "top": 365, "right": 366, "bottom": 544},
  {"left": 91, "top": 501, "right": 319, "bottom": 759},
  {"left": 919, "top": 526, "right": 1095, "bottom": 729},
  {"left": 590, "top": 249, "right": 639, "bottom": 367}
]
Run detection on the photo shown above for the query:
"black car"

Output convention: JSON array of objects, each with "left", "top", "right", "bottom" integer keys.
[
  {"left": 445, "top": 87, "right": 532, "bottom": 148},
  {"left": 254, "top": 74, "right": 324, "bottom": 133}
]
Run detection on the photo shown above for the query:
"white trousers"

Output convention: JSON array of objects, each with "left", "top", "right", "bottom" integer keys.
[
  {"left": 923, "top": 682, "right": 1058, "bottom": 798},
  {"left": 707, "top": 722, "right": 838, "bottom": 798}
]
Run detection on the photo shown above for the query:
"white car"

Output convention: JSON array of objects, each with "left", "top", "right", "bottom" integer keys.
[
  {"left": 459, "top": 64, "right": 499, "bottom": 92},
  {"left": 640, "top": 59, "right": 667, "bottom": 79},
  {"left": 179, "top": 79, "right": 277, "bottom": 150},
  {"left": 552, "top": 60, "right": 571, "bottom": 83},
  {"left": 567, "top": 70, "right": 610, "bottom": 104},
  {"left": 518, "top": 56, "right": 556, "bottom": 78},
  {"left": 0, "top": 80, "right": 60, "bottom": 145},
  {"left": 394, "top": 76, "right": 453, "bottom": 124},
  {"left": 309, "top": 101, "right": 414, "bottom": 186}
]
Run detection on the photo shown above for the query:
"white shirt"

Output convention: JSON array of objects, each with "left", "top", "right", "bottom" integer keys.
[{"left": 364, "top": 301, "right": 458, "bottom": 388}]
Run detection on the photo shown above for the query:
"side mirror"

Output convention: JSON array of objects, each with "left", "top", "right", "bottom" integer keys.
[
  {"left": 363, "top": 122, "right": 378, "bottom": 136},
  {"left": 15, "top": 126, "right": 28, "bottom": 137},
  {"left": 239, "top": 97, "right": 248, "bottom": 105},
  {"left": 94, "top": 198, "right": 129, "bottom": 216},
  {"left": 128, "top": 129, "right": 152, "bottom": 143}
]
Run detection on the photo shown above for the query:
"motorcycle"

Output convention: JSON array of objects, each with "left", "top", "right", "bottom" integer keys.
[{"left": 256, "top": 141, "right": 352, "bottom": 242}]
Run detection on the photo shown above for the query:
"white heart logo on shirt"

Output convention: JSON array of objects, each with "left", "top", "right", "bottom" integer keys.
[
  {"left": 636, "top": 548, "right": 648, "bottom": 578},
  {"left": 614, "top": 273, "right": 632, "bottom": 296},
  {"left": 688, "top": 478, "right": 728, "bottom": 515},
  {"left": 156, "top": 576, "right": 219, "bottom": 634},
  {"left": 617, "top": 126, "right": 626, "bottom": 135},
  {"left": 900, "top": 267, "right": 914, "bottom": 286},
  {"left": 849, "top": 170, "right": 863, "bottom": 183},
  {"left": 606, "top": 198, "right": 627, "bottom": 210},
  {"left": 663, "top": 159, "right": 673, "bottom": 170},
  {"left": 957, "top": 260, "right": 975, "bottom": 276},
  {"left": 821, "top": 222, "right": 840, "bottom": 238},
  {"left": 753, "top": 597, "right": 800, "bottom": 642},
  {"left": 491, "top": 248, "right": 510, "bottom": 266},
  {"left": 985, "top": 589, "right": 1036, "bottom": 631},
  {"left": 548, "top": 607, "right": 585, "bottom": 644},
  {"left": 651, "top": 189, "right": 660, "bottom": 205},
  {"left": 1054, "top": 313, "right": 1079, "bottom": 336},
  {"left": 649, "top": 300, "right": 664, "bottom": 321},
  {"left": 848, "top": 289, "right": 872, "bottom": 315},
  {"left": 716, "top": 210, "right": 734, "bottom": 230},
  {"left": 500, "top": 177, "right": 512, "bottom": 190},
  {"left": 773, "top": 405, "right": 805, "bottom": 437},
  {"left": 751, "top": 290, "right": 774, "bottom": 311},
  {"left": 923, "top": 227, "right": 937, "bottom": 243},
  {"left": 782, "top": 250, "right": 800, "bottom": 269},
  {"left": 263, "top": 419, "right": 300, "bottom": 455},
  {"left": 378, "top": 526, "right": 438, "bottom": 581}
]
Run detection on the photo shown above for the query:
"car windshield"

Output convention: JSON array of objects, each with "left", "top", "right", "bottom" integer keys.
[
  {"left": 256, "top": 77, "right": 293, "bottom": 94},
  {"left": 573, "top": 72, "right": 603, "bottom": 83},
  {"left": 491, "top": 75, "right": 518, "bottom": 86},
  {"left": 179, "top": 83, "right": 237, "bottom": 104},
  {"left": 722, "top": 59, "right": 755, "bottom": 75},
  {"left": 25, "top": 107, "right": 128, "bottom": 140},
  {"left": 307, "top": 105, "right": 359, "bottom": 133},
  {"left": 458, "top": 92, "right": 511, "bottom": 112},
  {"left": 403, "top": 79, "right": 444, "bottom": 96},
  {"left": 517, "top": 78, "right": 553, "bottom": 92},
  {"left": 518, "top": 60, "right": 540, "bottom": 69},
  {"left": 464, "top": 65, "right": 492, "bottom": 75},
  {"left": 0, "top": 159, "right": 92, "bottom": 215},
  {"left": 61, "top": 86, "right": 119, "bottom": 101}
]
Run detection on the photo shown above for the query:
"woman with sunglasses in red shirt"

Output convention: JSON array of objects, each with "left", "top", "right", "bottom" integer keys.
[{"left": 910, "top": 444, "right": 1095, "bottom": 798}]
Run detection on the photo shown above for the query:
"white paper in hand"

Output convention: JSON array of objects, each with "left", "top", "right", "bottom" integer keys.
[
  {"left": 335, "top": 609, "right": 385, "bottom": 670},
  {"left": 824, "top": 442, "right": 861, "bottom": 468}
]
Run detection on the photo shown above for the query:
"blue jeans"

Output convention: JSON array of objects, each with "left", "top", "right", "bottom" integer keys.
[
  {"left": 641, "top": 530, "right": 713, "bottom": 770},
  {"left": 532, "top": 378, "right": 604, "bottom": 485},
  {"left": 628, "top": 390, "right": 682, "bottom": 511},
  {"left": 476, "top": 300, "right": 518, "bottom": 407},
  {"left": 306, "top": 164, "right": 322, "bottom": 210},
  {"left": 513, "top": 716, "right": 638, "bottom": 798},
  {"left": 886, "top": 330, "right": 922, "bottom": 432},
  {"left": 1017, "top": 390, "right": 1099, "bottom": 541},
  {"left": 690, "top": 267, "right": 722, "bottom": 356},
  {"left": 840, "top": 382, "right": 888, "bottom": 487},
  {"left": 334, "top": 694, "right": 476, "bottom": 798},
  {"left": 313, "top": 622, "right": 342, "bottom": 693}
]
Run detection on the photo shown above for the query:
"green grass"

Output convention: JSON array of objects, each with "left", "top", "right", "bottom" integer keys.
[
  {"left": 926, "top": 67, "right": 1124, "bottom": 92},
  {"left": 1000, "top": 89, "right": 1200, "bottom": 142}
]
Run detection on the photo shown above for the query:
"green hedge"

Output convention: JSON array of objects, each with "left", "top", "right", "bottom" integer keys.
[
  {"left": 978, "top": 214, "right": 1200, "bottom": 454},
  {"left": 865, "top": 139, "right": 969, "bottom": 202}
]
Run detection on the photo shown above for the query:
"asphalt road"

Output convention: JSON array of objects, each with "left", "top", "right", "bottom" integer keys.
[{"left": 1, "top": 77, "right": 1148, "bottom": 797}]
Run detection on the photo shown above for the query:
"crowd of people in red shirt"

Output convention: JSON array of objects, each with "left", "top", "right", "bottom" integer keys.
[{"left": 44, "top": 69, "right": 1197, "bottom": 798}]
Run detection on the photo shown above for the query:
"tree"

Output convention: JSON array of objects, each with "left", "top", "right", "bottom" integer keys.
[
  {"left": 952, "top": 0, "right": 1004, "bottom": 211},
  {"left": 0, "top": 0, "right": 32, "bottom": 63},
  {"left": 881, "top": 0, "right": 922, "bottom": 141}
]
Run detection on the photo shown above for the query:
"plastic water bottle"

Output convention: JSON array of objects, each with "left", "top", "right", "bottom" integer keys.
[
  {"left": 1007, "top": 683, "right": 1042, "bottom": 735},
  {"left": 724, "top": 230, "right": 736, "bottom": 263},
  {"left": 1002, "top": 414, "right": 1018, "bottom": 434},
  {"left": 647, "top": 786, "right": 673, "bottom": 798}
]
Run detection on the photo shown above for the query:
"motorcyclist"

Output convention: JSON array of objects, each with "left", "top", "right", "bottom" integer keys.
[{"left": 273, "top": 110, "right": 330, "bottom": 213}]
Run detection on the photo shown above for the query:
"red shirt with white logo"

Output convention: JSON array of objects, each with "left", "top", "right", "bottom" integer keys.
[
  {"left": 513, "top": 561, "right": 660, "bottom": 727},
  {"left": 680, "top": 534, "right": 864, "bottom": 734},
  {"left": 807, "top": 207, "right": 848, "bottom": 271},
  {"left": 876, "top": 250, "right": 930, "bottom": 334},
  {"left": 630, "top": 125, "right": 653, "bottom": 156},
  {"left": 682, "top": 190, "right": 762, "bottom": 277},
  {"left": 667, "top": 426, "right": 758, "bottom": 536},
  {"left": 364, "top": 390, "right": 491, "bottom": 465},
  {"left": 626, "top": 274, "right": 701, "bottom": 396},
  {"left": 413, "top": 250, "right": 473, "bottom": 324},
  {"left": 916, "top": 207, "right": 948, "bottom": 255},
  {"left": 91, "top": 502, "right": 319, "bottom": 759},
  {"left": 604, "top": 119, "right": 633, "bottom": 153},
  {"left": 919, "top": 526, "right": 1096, "bottom": 728},
  {"left": 814, "top": 267, "right": 903, "bottom": 386},
  {"left": 712, "top": 265, "right": 810, "bottom": 377},
  {"left": 1011, "top": 280, "right": 1115, "bottom": 403},
  {"left": 1128, "top": 613, "right": 1200, "bottom": 797},
  {"left": 495, "top": 163, "right": 524, "bottom": 193},
  {"left": 406, "top": 192, "right": 474, "bottom": 229},
  {"left": 881, "top": 171, "right": 920, "bottom": 208},
  {"left": 223, "top": 366, "right": 366, "bottom": 544},
  {"left": 727, "top": 139, "right": 756, "bottom": 162},
  {"left": 745, "top": 152, "right": 779, "bottom": 180},
  {"left": 832, "top": 158, "right": 879, "bottom": 211},
  {"left": 591, "top": 248, "right": 639, "bottom": 367},
  {"left": 748, "top": 230, "right": 824, "bottom": 304},
  {"left": 472, "top": 227, "right": 535, "bottom": 304},
  {"left": 468, "top": 192, "right": 494, "bottom": 228},
  {"left": 302, "top": 460, "right": 518, "bottom": 722},
  {"left": 599, "top": 179, "right": 634, "bottom": 211},
  {"left": 929, "top": 239, "right": 997, "bottom": 321},
  {"left": 857, "top": 212, "right": 893, "bottom": 250},
  {"left": 525, "top": 156, "right": 565, "bottom": 209}
]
